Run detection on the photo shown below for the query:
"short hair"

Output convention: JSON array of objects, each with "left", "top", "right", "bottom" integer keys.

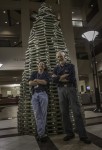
[
  {"left": 56, "top": 51, "right": 65, "bottom": 58},
  {"left": 37, "top": 60, "right": 48, "bottom": 71}
]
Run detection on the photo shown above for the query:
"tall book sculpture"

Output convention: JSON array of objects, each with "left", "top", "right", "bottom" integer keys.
[{"left": 18, "top": 3, "right": 85, "bottom": 135}]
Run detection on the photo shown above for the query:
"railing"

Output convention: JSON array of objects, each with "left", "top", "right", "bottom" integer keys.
[
  {"left": 81, "top": 93, "right": 102, "bottom": 105},
  {"left": 0, "top": 97, "right": 19, "bottom": 105}
]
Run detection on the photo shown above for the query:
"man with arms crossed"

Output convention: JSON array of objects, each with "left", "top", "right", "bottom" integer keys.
[
  {"left": 52, "top": 51, "right": 91, "bottom": 144},
  {"left": 29, "top": 61, "right": 49, "bottom": 142}
]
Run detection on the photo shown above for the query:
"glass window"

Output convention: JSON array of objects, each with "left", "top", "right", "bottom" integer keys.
[
  {"left": 72, "top": 20, "right": 83, "bottom": 27},
  {"left": 0, "top": 10, "right": 22, "bottom": 47}
]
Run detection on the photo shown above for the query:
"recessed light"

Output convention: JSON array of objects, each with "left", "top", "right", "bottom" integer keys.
[
  {"left": 16, "top": 22, "right": 19, "bottom": 24},
  {"left": 91, "top": 4, "right": 93, "bottom": 7},
  {"left": 5, "top": 21, "right": 7, "bottom": 24},
  {"left": 0, "top": 63, "right": 3, "bottom": 67},
  {"left": 13, "top": 77, "right": 18, "bottom": 78},
  {"left": 72, "top": 12, "right": 74, "bottom": 14},
  {"left": 14, "top": 42, "right": 17, "bottom": 44},
  {"left": 8, "top": 117, "right": 12, "bottom": 120},
  {"left": 3, "top": 10, "right": 6, "bottom": 14}
]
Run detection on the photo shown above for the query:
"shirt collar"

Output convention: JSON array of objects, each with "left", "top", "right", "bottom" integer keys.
[{"left": 59, "top": 62, "right": 67, "bottom": 67}]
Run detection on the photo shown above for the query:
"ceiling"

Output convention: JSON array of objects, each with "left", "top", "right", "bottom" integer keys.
[
  {"left": 0, "top": 70, "right": 22, "bottom": 85},
  {"left": 0, "top": 0, "right": 102, "bottom": 85}
]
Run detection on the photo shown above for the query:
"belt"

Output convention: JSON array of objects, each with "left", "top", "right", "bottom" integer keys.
[
  {"left": 34, "top": 90, "right": 45, "bottom": 93},
  {"left": 58, "top": 83, "right": 75, "bottom": 87}
]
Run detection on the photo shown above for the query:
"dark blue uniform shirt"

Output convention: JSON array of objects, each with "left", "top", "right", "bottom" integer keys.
[
  {"left": 53, "top": 63, "right": 76, "bottom": 87},
  {"left": 29, "top": 71, "right": 50, "bottom": 93}
]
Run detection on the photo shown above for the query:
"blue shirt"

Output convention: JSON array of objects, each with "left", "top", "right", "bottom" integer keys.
[
  {"left": 29, "top": 71, "right": 50, "bottom": 93},
  {"left": 53, "top": 63, "right": 76, "bottom": 87}
]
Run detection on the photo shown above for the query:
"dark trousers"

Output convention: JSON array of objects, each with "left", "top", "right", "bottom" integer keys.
[{"left": 58, "top": 86, "right": 87, "bottom": 138}]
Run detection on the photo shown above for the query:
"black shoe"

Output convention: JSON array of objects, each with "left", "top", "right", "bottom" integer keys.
[
  {"left": 36, "top": 136, "right": 40, "bottom": 141},
  {"left": 80, "top": 137, "right": 91, "bottom": 144},
  {"left": 39, "top": 135, "right": 48, "bottom": 142},
  {"left": 63, "top": 134, "right": 75, "bottom": 141},
  {"left": 40, "top": 137, "right": 47, "bottom": 142}
]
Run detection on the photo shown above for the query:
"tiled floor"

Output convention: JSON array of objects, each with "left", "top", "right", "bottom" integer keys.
[
  {"left": 50, "top": 134, "right": 102, "bottom": 150},
  {"left": 0, "top": 131, "right": 102, "bottom": 150},
  {"left": 0, "top": 128, "right": 17, "bottom": 136},
  {"left": 0, "top": 118, "right": 102, "bottom": 150},
  {"left": 0, "top": 105, "right": 18, "bottom": 120},
  {"left": 0, "top": 135, "right": 40, "bottom": 150},
  {"left": 0, "top": 118, "right": 17, "bottom": 129},
  {"left": 85, "top": 111, "right": 102, "bottom": 119},
  {"left": 87, "top": 124, "right": 102, "bottom": 138},
  {"left": 0, "top": 105, "right": 102, "bottom": 150}
]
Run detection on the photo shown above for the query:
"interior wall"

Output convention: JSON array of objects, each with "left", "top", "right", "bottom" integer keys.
[
  {"left": 1, "top": 87, "right": 20, "bottom": 97},
  {"left": 99, "top": 77, "right": 102, "bottom": 91},
  {"left": 97, "top": 61, "right": 102, "bottom": 71},
  {"left": 79, "top": 80, "right": 86, "bottom": 93},
  {"left": 77, "top": 60, "right": 90, "bottom": 75}
]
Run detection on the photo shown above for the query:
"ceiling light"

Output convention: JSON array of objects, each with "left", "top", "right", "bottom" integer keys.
[
  {"left": 0, "top": 84, "right": 20, "bottom": 88},
  {"left": 0, "top": 63, "right": 3, "bottom": 67},
  {"left": 3, "top": 10, "right": 6, "bottom": 14},
  {"left": 13, "top": 84, "right": 20, "bottom": 87},
  {"left": 82, "top": 31, "right": 99, "bottom": 42},
  {"left": 14, "top": 41, "right": 17, "bottom": 44},
  {"left": 8, "top": 117, "right": 12, "bottom": 120},
  {"left": 72, "top": 12, "right": 74, "bottom": 14},
  {"left": 5, "top": 21, "right": 7, "bottom": 24},
  {"left": 13, "top": 77, "right": 18, "bottom": 79},
  {"left": 16, "top": 22, "right": 19, "bottom": 24}
]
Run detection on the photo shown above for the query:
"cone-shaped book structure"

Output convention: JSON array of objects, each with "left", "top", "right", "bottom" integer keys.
[{"left": 18, "top": 3, "right": 85, "bottom": 135}]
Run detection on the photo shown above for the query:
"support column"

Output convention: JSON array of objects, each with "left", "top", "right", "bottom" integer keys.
[
  {"left": 85, "top": 42, "right": 95, "bottom": 92},
  {"left": 21, "top": 0, "right": 30, "bottom": 48},
  {"left": 0, "top": 88, "right": 1, "bottom": 94},
  {"left": 89, "top": 73, "right": 94, "bottom": 91},
  {"left": 98, "top": 0, "right": 102, "bottom": 13},
  {"left": 60, "top": 0, "right": 79, "bottom": 89}
]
